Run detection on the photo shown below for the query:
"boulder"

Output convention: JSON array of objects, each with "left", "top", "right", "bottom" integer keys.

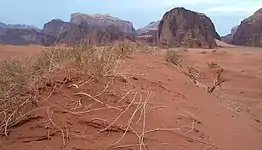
[{"left": 157, "top": 7, "right": 220, "bottom": 48}]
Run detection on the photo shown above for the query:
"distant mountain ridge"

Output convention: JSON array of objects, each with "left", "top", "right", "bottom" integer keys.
[
  {"left": 136, "top": 21, "right": 160, "bottom": 35},
  {"left": 0, "top": 22, "right": 41, "bottom": 33},
  {"left": 221, "top": 26, "right": 238, "bottom": 44},
  {"left": 70, "top": 13, "right": 136, "bottom": 35},
  {"left": 2, "top": 8, "right": 262, "bottom": 47},
  {"left": 0, "top": 13, "right": 137, "bottom": 45},
  {"left": 0, "top": 22, "right": 43, "bottom": 45}
]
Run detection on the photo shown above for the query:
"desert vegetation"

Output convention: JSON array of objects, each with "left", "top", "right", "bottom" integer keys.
[
  {"left": 0, "top": 44, "right": 220, "bottom": 149},
  {"left": 0, "top": 42, "right": 151, "bottom": 136},
  {"left": 165, "top": 49, "right": 183, "bottom": 66},
  {"left": 165, "top": 50, "right": 228, "bottom": 95}
]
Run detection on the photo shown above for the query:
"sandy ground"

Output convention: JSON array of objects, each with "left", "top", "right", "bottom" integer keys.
[
  {"left": 0, "top": 44, "right": 262, "bottom": 150},
  {"left": 0, "top": 45, "right": 43, "bottom": 61}
]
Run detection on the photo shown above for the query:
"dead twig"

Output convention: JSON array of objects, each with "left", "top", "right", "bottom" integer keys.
[
  {"left": 99, "top": 92, "right": 139, "bottom": 133},
  {"left": 46, "top": 107, "right": 66, "bottom": 147},
  {"left": 112, "top": 92, "right": 144, "bottom": 146},
  {"left": 95, "top": 83, "right": 109, "bottom": 97},
  {"left": 4, "top": 98, "right": 30, "bottom": 136},
  {"left": 74, "top": 92, "right": 121, "bottom": 111}
]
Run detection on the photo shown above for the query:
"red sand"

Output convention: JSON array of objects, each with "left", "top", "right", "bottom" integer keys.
[{"left": 0, "top": 45, "right": 261, "bottom": 150}]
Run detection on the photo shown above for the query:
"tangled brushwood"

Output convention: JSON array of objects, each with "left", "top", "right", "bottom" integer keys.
[{"left": 0, "top": 42, "right": 150, "bottom": 136}]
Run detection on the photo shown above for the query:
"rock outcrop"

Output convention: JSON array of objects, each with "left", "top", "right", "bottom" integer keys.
[
  {"left": 157, "top": 7, "right": 220, "bottom": 48},
  {"left": 70, "top": 13, "right": 136, "bottom": 35},
  {"left": 232, "top": 8, "right": 262, "bottom": 47}
]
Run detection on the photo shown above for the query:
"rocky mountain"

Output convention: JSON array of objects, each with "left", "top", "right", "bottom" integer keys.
[
  {"left": 42, "top": 19, "right": 72, "bottom": 37},
  {"left": 8, "top": 24, "right": 41, "bottom": 32},
  {"left": 41, "top": 18, "right": 135, "bottom": 46},
  {"left": 0, "top": 28, "right": 43, "bottom": 45},
  {"left": 0, "top": 13, "right": 136, "bottom": 46},
  {"left": 157, "top": 7, "right": 220, "bottom": 48},
  {"left": 137, "top": 21, "right": 160, "bottom": 35},
  {"left": 221, "top": 26, "right": 238, "bottom": 44},
  {"left": 70, "top": 13, "right": 136, "bottom": 35},
  {"left": 0, "top": 22, "right": 8, "bottom": 35},
  {"left": 0, "top": 22, "right": 41, "bottom": 33},
  {"left": 232, "top": 8, "right": 262, "bottom": 47},
  {"left": 0, "top": 22, "right": 43, "bottom": 45}
]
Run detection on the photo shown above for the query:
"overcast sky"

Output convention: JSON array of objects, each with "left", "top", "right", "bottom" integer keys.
[{"left": 0, "top": 0, "right": 261, "bottom": 35}]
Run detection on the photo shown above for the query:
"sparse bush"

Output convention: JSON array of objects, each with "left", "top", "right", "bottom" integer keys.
[
  {"left": 165, "top": 50, "right": 182, "bottom": 65},
  {"left": 207, "top": 68, "right": 227, "bottom": 93},
  {"left": 207, "top": 62, "right": 220, "bottom": 69}
]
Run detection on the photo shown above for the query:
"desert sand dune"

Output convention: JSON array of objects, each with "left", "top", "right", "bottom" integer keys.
[{"left": 0, "top": 45, "right": 261, "bottom": 150}]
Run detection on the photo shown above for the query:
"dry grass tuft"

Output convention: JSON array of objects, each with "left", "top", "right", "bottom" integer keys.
[
  {"left": 207, "top": 62, "right": 220, "bottom": 69},
  {"left": 0, "top": 42, "right": 152, "bottom": 136},
  {"left": 165, "top": 50, "right": 182, "bottom": 66}
]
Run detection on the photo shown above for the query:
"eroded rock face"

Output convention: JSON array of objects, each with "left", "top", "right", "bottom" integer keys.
[
  {"left": 157, "top": 7, "right": 220, "bottom": 48},
  {"left": 70, "top": 13, "right": 136, "bottom": 35},
  {"left": 232, "top": 8, "right": 262, "bottom": 47}
]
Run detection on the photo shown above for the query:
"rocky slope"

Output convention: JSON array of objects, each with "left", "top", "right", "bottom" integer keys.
[
  {"left": 157, "top": 7, "right": 220, "bottom": 48},
  {"left": 70, "top": 13, "right": 136, "bottom": 35},
  {"left": 232, "top": 8, "right": 262, "bottom": 47}
]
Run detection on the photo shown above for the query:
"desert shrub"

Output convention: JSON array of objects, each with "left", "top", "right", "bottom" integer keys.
[
  {"left": 165, "top": 50, "right": 182, "bottom": 65},
  {"left": 207, "top": 62, "right": 220, "bottom": 69}
]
